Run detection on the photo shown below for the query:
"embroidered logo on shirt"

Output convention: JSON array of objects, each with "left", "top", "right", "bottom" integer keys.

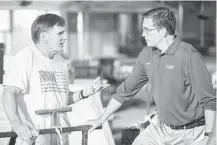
[
  {"left": 146, "top": 62, "right": 151, "bottom": 65},
  {"left": 166, "top": 65, "right": 175, "bottom": 70}
]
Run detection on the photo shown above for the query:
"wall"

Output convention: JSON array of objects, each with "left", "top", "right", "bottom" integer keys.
[
  {"left": 67, "top": 12, "right": 78, "bottom": 59},
  {"left": 67, "top": 12, "right": 119, "bottom": 60},
  {"left": 182, "top": 1, "right": 216, "bottom": 52},
  {"left": 88, "top": 13, "right": 118, "bottom": 58},
  {"left": 66, "top": 2, "right": 217, "bottom": 59}
]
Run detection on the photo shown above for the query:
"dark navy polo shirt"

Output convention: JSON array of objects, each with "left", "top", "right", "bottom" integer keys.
[{"left": 113, "top": 37, "right": 216, "bottom": 126}]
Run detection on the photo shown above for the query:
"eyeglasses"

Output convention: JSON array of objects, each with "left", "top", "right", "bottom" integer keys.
[{"left": 142, "top": 27, "right": 158, "bottom": 33}]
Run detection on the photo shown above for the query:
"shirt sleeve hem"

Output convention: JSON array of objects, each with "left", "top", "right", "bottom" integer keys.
[
  {"left": 3, "top": 83, "right": 26, "bottom": 93},
  {"left": 112, "top": 94, "right": 125, "bottom": 104},
  {"left": 203, "top": 107, "right": 216, "bottom": 111}
]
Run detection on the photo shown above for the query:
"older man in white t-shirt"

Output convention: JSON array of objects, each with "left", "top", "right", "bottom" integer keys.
[{"left": 2, "top": 13, "right": 108, "bottom": 145}]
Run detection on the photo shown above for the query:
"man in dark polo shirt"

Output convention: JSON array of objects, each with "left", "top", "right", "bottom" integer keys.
[{"left": 86, "top": 7, "right": 216, "bottom": 145}]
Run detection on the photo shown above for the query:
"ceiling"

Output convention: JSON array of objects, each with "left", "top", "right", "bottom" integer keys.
[
  {"left": 0, "top": 1, "right": 215, "bottom": 14},
  {"left": 60, "top": 1, "right": 177, "bottom": 13},
  {"left": 0, "top": 1, "right": 178, "bottom": 13},
  {"left": 0, "top": 1, "right": 64, "bottom": 10}
]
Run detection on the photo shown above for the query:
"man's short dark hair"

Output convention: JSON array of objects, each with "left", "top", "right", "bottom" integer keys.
[
  {"left": 143, "top": 7, "right": 176, "bottom": 35},
  {"left": 31, "top": 13, "right": 65, "bottom": 44}
]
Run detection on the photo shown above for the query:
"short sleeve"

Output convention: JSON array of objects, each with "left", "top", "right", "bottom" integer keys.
[{"left": 3, "top": 51, "right": 32, "bottom": 93}]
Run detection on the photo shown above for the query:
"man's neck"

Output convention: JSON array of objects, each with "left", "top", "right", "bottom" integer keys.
[
  {"left": 156, "top": 35, "right": 175, "bottom": 54},
  {"left": 35, "top": 43, "right": 50, "bottom": 58}
]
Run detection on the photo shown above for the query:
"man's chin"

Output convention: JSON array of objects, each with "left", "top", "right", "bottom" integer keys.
[
  {"left": 146, "top": 43, "right": 152, "bottom": 47},
  {"left": 146, "top": 43, "right": 155, "bottom": 47}
]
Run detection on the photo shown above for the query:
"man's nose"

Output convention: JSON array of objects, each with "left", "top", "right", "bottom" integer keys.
[
  {"left": 62, "top": 33, "right": 67, "bottom": 40},
  {"left": 142, "top": 30, "right": 147, "bottom": 37},
  {"left": 61, "top": 37, "right": 67, "bottom": 43},
  {"left": 62, "top": 38, "right": 67, "bottom": 42}
]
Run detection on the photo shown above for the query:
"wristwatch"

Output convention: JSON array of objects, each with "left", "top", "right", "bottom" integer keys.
[{"left": 204, "top": 132, "right": 212, "bottom": 137}]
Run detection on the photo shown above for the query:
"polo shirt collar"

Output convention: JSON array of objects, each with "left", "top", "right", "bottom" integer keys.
[
  {"left": 152, "top": 35, "right": 180, "bottom": 55},
  {"left": 164, "top": 36, "right": 180, "bottom": 55}
]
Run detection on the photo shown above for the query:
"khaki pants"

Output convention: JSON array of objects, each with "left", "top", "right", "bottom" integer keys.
[{"left": 132, "top": 115, "right": 205, "bottom": 145}]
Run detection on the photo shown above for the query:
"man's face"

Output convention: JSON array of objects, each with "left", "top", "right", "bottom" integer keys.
[
  {"left": 142, "top": 18, "right": 164, "bottom": 47},
  {"left": 45, "top": 25, "right": 66, "bottom": 55}
]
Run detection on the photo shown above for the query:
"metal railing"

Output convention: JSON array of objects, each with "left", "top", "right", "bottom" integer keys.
[{"left": 0, "top": 125, "right": 100, "bottom": 145}]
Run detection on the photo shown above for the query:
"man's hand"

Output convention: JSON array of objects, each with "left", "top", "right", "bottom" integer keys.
[
  {"left": 212, "top": 72, "right": 216, "bottom": 91},
  {"left": 84, "top": 117, "right": 104, "bottom": 132},
  {"left": 82, "top": 77, "right": 110, "bottom": 97},
  {"left": 11, "top": 121, "right": 39, "bottom": 141}
]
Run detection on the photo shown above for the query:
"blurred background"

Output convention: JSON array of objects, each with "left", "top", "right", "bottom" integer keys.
[{"left": 0, "top": 1, "right": 216, "bottom": 145}]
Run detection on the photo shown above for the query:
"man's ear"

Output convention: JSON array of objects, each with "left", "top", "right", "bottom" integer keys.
[
  {"left": 40, "top": 32, "right": 48, "bottom": 42},
  {"left": 159, "top": 27, "right": 167, "bottom": 37}
]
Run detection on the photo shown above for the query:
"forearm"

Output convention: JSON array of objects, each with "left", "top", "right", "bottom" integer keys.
[
  {"left": 2, "top": 89, "right": 21, "bottom": 124},
  {"left": 68, "top": 91, "right": 82, "bottom": 105},
  {"left": 207, "top": 117, "right": 216, "bottom": 145},
  {"left": 204, "top": 110, "right": 216, "bottom": 132},
  {"left": 99, "top": 98, "right": 122, "bottom": 123}
]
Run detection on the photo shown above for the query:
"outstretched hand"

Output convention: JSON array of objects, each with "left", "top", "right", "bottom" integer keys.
[
  {"left": 82, "top": 77, "right": 110, "bottom": 97},
  {"left": 84, "top": 117, "right": 103, "bottom": 132}
]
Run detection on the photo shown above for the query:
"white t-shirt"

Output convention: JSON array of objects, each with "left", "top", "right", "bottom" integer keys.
[{"left": 4, "top": 45, "right": 69, "bottom": 129}]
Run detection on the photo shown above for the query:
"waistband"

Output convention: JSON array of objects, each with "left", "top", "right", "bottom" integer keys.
[{"left": 164, "top": 116, "right": 205, "bottom": 130}]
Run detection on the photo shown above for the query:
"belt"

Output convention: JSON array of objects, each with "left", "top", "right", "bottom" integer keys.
[{"left": 164, "top": 116, "right": 205, "bottom": 130}]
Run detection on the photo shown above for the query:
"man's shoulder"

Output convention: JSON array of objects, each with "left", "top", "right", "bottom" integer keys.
[
  {"left": 14, "top": 45, "right": 34, "bottom": 61},
  {"left": 178, "top": 41, "right": 194, "bottom": 50},
  {"left": 16, "top": 45, "right": 33, "bottom": 55},
  {"left": 177, "top": 40, "right": 201, "bottom": 57}
]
